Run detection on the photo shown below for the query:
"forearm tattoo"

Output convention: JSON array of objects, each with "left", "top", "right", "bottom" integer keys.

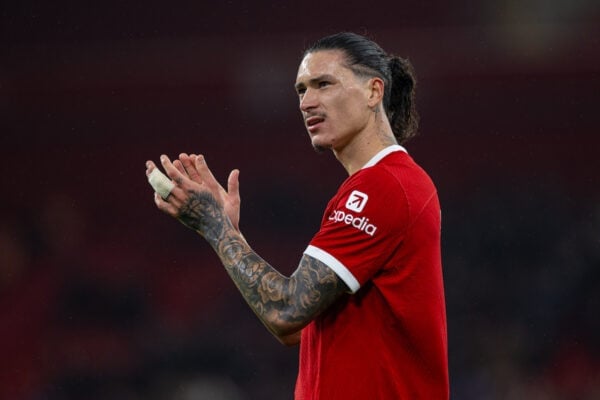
[
  {"left": 179, "top": 189, "right": 348, "bottom": 334},
  {"left": 178, "top": 191, "right": 226, "bottom": 241}
]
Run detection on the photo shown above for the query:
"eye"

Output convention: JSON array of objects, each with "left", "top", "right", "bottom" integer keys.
[
  {"left": 296, "top": 87, "right": 306, "bottom": 97},
  {"left": 318, "top": 81, "right": 330, "bottom": 88}
]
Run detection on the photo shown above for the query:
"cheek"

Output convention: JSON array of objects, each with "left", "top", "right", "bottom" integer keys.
[
  {"left": 329, "top": 92, "right": 354, "bottom": 115},
  {"left": 337, "top": 97, "right": 368, "bottom": 127}
]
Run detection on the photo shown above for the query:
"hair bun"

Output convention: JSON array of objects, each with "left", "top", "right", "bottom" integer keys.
[{"left": 387, "top": 56, "right": 419, "bottom": 143}]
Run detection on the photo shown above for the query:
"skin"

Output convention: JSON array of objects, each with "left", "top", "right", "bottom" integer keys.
[
  {"left": 146, "top": 49, "right": 398, "bottom": 345},
  {"left": 295, "top": 50, "right": 397, "bottom": 175},
  {"left": 146, "top": 154, "right": 347, "bottom": 345}
]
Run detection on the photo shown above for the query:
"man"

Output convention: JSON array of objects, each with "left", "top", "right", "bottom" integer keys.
[{"left": 145, "top": 32, "right": 449, "bottom": 399}]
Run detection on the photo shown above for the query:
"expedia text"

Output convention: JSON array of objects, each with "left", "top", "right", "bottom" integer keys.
[{"left": 328, "top": 210, "right": 377, "bottom": 236}]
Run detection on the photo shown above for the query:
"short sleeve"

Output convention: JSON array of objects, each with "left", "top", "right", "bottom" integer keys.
[{"left": 304, "top": 168, "right": 409, "bottom": 292}]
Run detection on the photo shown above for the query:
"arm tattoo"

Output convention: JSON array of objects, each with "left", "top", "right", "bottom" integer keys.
[
  {"left": 178, "top": 191, "right": 226, "bottom": 241},
  {"left": 219, "top": 237, "right": 348, "bottom": 335},
  {"left": 178, "top": 189, "right": 348, "bottom": 335}
]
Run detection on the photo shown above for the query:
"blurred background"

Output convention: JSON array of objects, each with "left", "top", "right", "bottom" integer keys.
[{"left": 1, "top": 1, "right": 599, "bottom": 399}]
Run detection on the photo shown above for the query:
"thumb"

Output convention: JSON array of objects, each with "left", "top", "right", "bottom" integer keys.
[{"left": 227, "top": 169, "right": 240, "bottom": 200}]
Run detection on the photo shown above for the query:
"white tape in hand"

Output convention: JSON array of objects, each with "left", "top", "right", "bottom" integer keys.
[{"left": 148, "top": 168, "right": 175, "bottom": 199}]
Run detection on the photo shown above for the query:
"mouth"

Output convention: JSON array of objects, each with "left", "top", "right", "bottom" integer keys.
[{"left": 305, "top": 115, "right": 325, "bottom": 133}]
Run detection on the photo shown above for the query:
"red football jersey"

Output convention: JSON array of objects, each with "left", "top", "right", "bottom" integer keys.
[{"left": 295, "top": 145, "right": 449, "bottom": 399}]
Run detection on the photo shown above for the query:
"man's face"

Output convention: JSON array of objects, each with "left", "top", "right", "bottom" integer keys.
[{"left": 295, "top": 50, "right": 372, "bottom": 152}]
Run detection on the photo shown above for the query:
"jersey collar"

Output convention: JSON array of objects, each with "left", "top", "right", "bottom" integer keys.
[{"left": 361, "top": 145, "right": 407, "bottom": 169}]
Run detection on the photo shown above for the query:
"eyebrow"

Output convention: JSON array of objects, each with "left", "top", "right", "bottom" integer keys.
[{"left": 294, "top": 74, "right": 336, "bottom": 90}]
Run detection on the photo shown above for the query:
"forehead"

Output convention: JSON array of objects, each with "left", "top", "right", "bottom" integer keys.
[{"left": 295, "top": 50, "right": 350, "bottom": 83}]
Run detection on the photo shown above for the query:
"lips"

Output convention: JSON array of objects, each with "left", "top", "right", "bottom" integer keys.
[{"left": 305, "top": 115, "right": 325, "bottom": 132}]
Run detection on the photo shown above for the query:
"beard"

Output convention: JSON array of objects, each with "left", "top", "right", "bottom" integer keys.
[
  {"left": 312, "top": 144, "right": 328, "bottom": 153},
  {"left": 310, "top": 135, "right": 332, "bottom": 153}
]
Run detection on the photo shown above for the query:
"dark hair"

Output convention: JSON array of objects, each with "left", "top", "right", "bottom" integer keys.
[{"left": 304, "top": 32, "right": 419, "bottom": 144}]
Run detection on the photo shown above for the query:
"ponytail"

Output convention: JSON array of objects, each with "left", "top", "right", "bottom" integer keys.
[{"left": 387, "top": 56, "right": 419, "bottom": 144}]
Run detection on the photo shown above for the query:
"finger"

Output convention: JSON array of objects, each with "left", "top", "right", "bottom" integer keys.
[
  {"left": 179, "top": 153, "right": 202, "bottom": 183},
  {"left": 194, "top": 155, "right": 221, "bottom": 191},
  {"left": 153, "top": 192, "right": 178, "bottom": 215},
  {"left": 173, "top": 159, "right": 187, "bottom": 177},
  {"left": 177, "top": 153, "right": 191, "bottom": 176},
  {"left": 147, "top": 159, "right": 176, "bottom": 199},
  {"left": 160, "top": 154, "right": 187, "bottom": 185},
  {"left": 145, "top": 160, "right": 157, "bottom": 177},
  {"left": 227, "top": 169, "right": 240, "bottom": 202}
]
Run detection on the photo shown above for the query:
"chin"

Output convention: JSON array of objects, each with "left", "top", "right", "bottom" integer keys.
[
  {"left": 312, "top": 144, "right": 328, "bottom": 153},
  {"left": 310, "top": 136, "right": 332, "bottom": 153},
  {"left": 311, "top": 140, "right": 331, "bottom": 153}
]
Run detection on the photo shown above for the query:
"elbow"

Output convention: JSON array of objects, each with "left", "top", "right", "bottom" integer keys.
[
  {"left": 270, "top": 318, "right": 304, "bottom": 339},
  {"left": 276, "top": 330, "right": 301, "bottom": 347},
  {"left": 268, "top": 318, "right": 303, "bottom": 346}
]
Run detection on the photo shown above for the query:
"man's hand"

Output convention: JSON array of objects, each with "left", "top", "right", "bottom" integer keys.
[
  {"left": 178, "top": 153, "right": 241, "bottom": 232},
  {"left": 145, "top": 153, "right": 241, "bottom": 241}
]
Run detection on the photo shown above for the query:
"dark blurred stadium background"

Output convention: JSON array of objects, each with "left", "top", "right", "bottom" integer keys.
[{"left": 1, "top": 1, "right": 599, "bottom": 399}]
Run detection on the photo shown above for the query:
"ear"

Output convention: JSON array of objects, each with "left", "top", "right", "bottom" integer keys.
[{"left": 366, "top": 77, "right": 385, "bottom": 108}]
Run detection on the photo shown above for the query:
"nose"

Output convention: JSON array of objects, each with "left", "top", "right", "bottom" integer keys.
[{"left": 299, "top": 88, "right": 318, "bottom": 112}]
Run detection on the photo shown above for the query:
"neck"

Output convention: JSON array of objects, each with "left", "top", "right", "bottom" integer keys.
[{"left": 334, "top": 110, "right": 397, "bottom": 175}]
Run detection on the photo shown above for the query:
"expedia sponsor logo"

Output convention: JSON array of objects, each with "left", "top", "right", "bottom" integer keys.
[
  {"left": 328, "top": 210, "right": 377, "bottom": 236},
  {"left": 345, "top": 190, "right": 368, "bottom": 212}
]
